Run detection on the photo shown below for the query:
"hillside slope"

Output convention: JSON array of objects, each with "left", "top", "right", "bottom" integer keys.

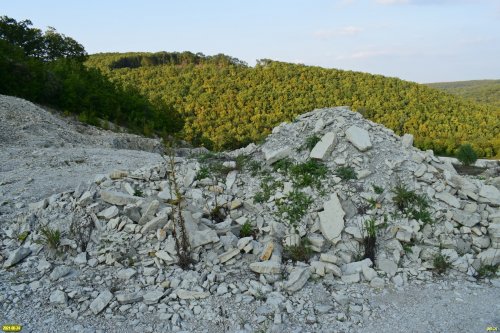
[
  {"left": 426, "top": 79, "right": 500, "bottom": 109},
  {"left": 87, "top": 52, "right": 500, "bottom": 158}
]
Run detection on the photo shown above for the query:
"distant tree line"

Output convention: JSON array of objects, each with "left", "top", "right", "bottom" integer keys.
[
  {"left": 87, "top": 52, "right": 500, "bottom": 158},
  {"left": 0, "top": 16, "right": 182, "bottom": 136}
]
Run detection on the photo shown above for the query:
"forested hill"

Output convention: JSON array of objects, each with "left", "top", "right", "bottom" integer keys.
[
  {"left": 426, "top": 80, "right": 500, "bottom": 109},
  {"left": 87, "top": 52, "right": 500, "bottom": 158}
]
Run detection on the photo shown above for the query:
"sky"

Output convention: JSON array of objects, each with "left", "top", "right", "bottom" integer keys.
[{"left": 2, "top": 0, "right": 500, "bottom": 83}]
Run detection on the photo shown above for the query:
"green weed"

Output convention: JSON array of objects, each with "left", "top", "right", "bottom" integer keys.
[
  {"left": 304, "top": 135, "right": 321, "bottom": 151},
  {"left": 38, "top": 226, "right": 61, "bottom": 250},
  {"left": 433, "top": 253, "right": 452, "bottom": 274},
  {"left": 335, "top": 166, "right": 357, "bottom": 181},
  {"left": 283, "top": 238, "right": 313, "bottom": 263},
  {"left": 276, "top": 189, "right": 313, "bottom": 228}
]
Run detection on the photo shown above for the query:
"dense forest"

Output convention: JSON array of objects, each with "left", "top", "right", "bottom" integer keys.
[
  {"left": 1, "top": 16, "right": 498, "bottom": 158},
  {"left": 0, "top": 16, "right": 181, "bottom": 136},
  {"left": 87, "top": 52, "right": 500, "bottom": 158},
  {"left": 426, "top": 80, "right": 500, "bottom": 109}
]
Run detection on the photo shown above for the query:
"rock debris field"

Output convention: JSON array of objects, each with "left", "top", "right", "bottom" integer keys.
[{"left": 0, "top": 94, "right": 499, "bottom": 333}]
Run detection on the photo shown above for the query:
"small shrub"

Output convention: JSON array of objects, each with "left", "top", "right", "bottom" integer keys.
[
  {"left": 475, "top": 264, "right": 498, "bottom": 279},
  {"left": 335, "top": 166, "right": 357, "bottom": 181},
  {"left": 39, "top": 227, "right": 61, "bottom": 250},
  {"left": 283, "top": 238, "right": 313, "bottom": 262},
  {"left": 290, "top": 159, "right": 328, "bottom": 188},
  {"left": 277, "top": 190, "right": 313, "bottom": 228},
  {"left": 304, "top": 135, "right": 321, "bottom": 151},
  {"left": 391, "top": 182, "right": 433, "bottom": 224},
  {"left": 254, "top": 176, "right": 283, "bottom": 203},
  {"left": 248, "top": 160, "right": 262, "bottom": 176},
  {"left": 363, "top": 218, "right": 377, "bottom": 262},
  {"left": 273, "top": 157, "right": 293, "bottom": 173},
  {"left": 372, "top": 184, "right": 384, "bottom": 194},
  {"left": 240, "top": 221, "right": 257, "bottom": 238},
  {"left": 235, "top": 154, "right": 249, "bottom": 170},
  {"left": 195, "top": 166, "right": 211, "bottom": 180},
  {"left": 209, "top": 204, "right": 227, "bottom": 223},
  {"left": 456, "top": 144, "right": 478, "bottom": 166},
  {"left": 433, "top": 253, "right": 451, "bottom": 274},
  {"left": 133, "top": 188, "right": 144, "bottom": 197}
]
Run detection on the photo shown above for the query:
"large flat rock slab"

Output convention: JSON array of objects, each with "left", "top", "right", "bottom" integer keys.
[{"left": 318, "top": 193, "right": 345, "bottom": 244}]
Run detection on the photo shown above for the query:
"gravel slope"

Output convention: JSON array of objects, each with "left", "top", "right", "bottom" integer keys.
[{"left": 0, "top": 94, "right": 498, "bottom": 333}]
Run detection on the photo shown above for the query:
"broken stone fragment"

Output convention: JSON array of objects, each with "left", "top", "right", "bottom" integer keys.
[
  {"left": 249, "top": 261, "right": 281, "bottom": 274},
  {"left": 262, "top": 146, "right": 292, "bottom": 165},
  {"left": 376, "top": 258, "right": 398, "bottom": 277},
  {"left": 284, "top": 267, "right": 311, "bottom": 292},
  {"left": 259, "top": 242, "right": 274, "bottom": 261},
  {"left": 2, "top": 247, "right": 31, "bottom": 268},
  {"left": 318, "top": 193, "right": 345, "bottom": 244},
  {"left": 109, "top": 170, "right": 128, "bottom": 179},
  {"left": 176, "top": 289, "right": 210, "bottom": 300},
  {"left": 142, "top": 290, "right": 164, "bottom": 305},
  {"left": 97, "top": 205, "right": 119, "bottom": 219},
  {"left": 141, "top": 215, "right": 169, "bottom": 233},
  {"left": 116, "top": 292, "right": 143, "bottom": 305},
  {"left": 90, "top": 289, "right": 113, "bottom": 315},
  {"left": 100, "top": 190, "right": 140, "bottom": 206},
  {"left": 401, "top": 133, "right": 414, "bottom": 148},
  {"left": 310, "top": 132, "right": 336, "bottom": 160},
  {"left": 138, "top": 200, "right": 159, "bottom": 225},
  {"left": 345, "top": 126, "right": 372, "bottom": 152},
  {"left": 49, "top": 290, "right": 67, "bottom": 306},
  {"left": 434, "top": 191, "right": 460, "bottom": 208},
  {"left": 218, "top": 248, "right": 240, "bottom": 264},
  {"left": 478, "top": 185, "right": 500, "bottom": 206}
]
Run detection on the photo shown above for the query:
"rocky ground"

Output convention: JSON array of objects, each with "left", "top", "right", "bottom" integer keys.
[{"left": 1, "top": 95, "right": 499, "bottom": 333}]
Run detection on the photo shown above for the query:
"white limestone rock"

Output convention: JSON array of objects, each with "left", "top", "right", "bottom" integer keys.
[
  {"left": 477, "top": 248, "right": 500, "bottom": 266},
  {"left": 97, "top": 205, "right": 119, "bottom": 219},
  {"left": 143, "top": 291, "right": 164, "bottom": 305},
  {"left": 377, "top": 258, "right": 398, "bottom": 277},
  {"left": 318, "top": 193, "right": 345, "bottom": 244},
  {"left": 141, "top": 215, "right": 169, "bottom": 233},
  {"left": 138, "top": 200, "right": 159, "bottom": 225},
  {"left": 116, "top": 268, "right": 137, "bottom": 280},
  {"left": 284, "top": 267, "right": 311, "bottom": 292},
  {"left": 100, "top": 190, "right": 140, "bottom": 206},
  {"left": 478, "top": 185, "right": 500, "bottom": 206},
  {"left": 401, "top": 134, "right": 414, "bottom": 148},
  {"left": 262, "top": 146, "right": 292, "bottom": 165},
  {"left": 218, "top": 248, "right": 240, "bottom": 264},
  {"left": 435, "top": 192, "right": 460, "bottom": 208},
  {"left": 452, "top": 210, "right": 481, "bottom": 228},
  {"left": 90, "top": 290, "right": 113, "bottom": 315},
  {"left": 309, "top": 132, "right": 336, "bottom": 160},
  {"left": 249, "top": 261, "right": 281, "bottom": 274},
  {"left": 176, "top": 289, "right": 210, "bottom": 300},
  {"left": 3, "top": 247, "right": 31, "bottom": 268},
  {"left": 190, "top": 229, "right": 220, "bottom": 248},
  {"left": 116, "top": 292, "right": 143, "bottom": 305},
  {"left": 49, "top": 290, "right": 67, "bottom": 306},
  {"left": 345, "top": 126, "right": 372, "bottom": 152},
  {"left": 49, "top": 265, "right": 71, "bottom": 281},
  {"left": 155, "top": 250, "right": 174, "bottom": 263},
  {"left": 341, "top": 259, "right": 372, "bottom": 275}
]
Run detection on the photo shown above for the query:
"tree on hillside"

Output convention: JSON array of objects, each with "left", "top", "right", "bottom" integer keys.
[{"left": 0, "top": 16, "right": 86, "bottom": 61}]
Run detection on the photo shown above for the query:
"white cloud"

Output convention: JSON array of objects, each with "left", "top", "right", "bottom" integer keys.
[
  {"left": 313, "top": 26, "right": 363, "bottom": 40},
  {"left": 375, "top": 0, "right": 409, "bottom": 4},
  {"left": 336, "top": 50, "right": 390, "bottom": 60}
]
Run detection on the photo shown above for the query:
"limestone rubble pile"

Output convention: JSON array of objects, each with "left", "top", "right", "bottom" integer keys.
[{"left": 1, "top": 106, "right": 499, "bottom": 332}]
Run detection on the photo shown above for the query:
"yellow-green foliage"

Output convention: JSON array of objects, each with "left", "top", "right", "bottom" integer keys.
[{"left": 87, "top": 53, "right": 500, "bottom": 158}]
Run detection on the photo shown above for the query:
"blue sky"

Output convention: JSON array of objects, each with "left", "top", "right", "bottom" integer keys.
[{"left": 3, "top": 0, "right": 499, "bottom": 82}]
